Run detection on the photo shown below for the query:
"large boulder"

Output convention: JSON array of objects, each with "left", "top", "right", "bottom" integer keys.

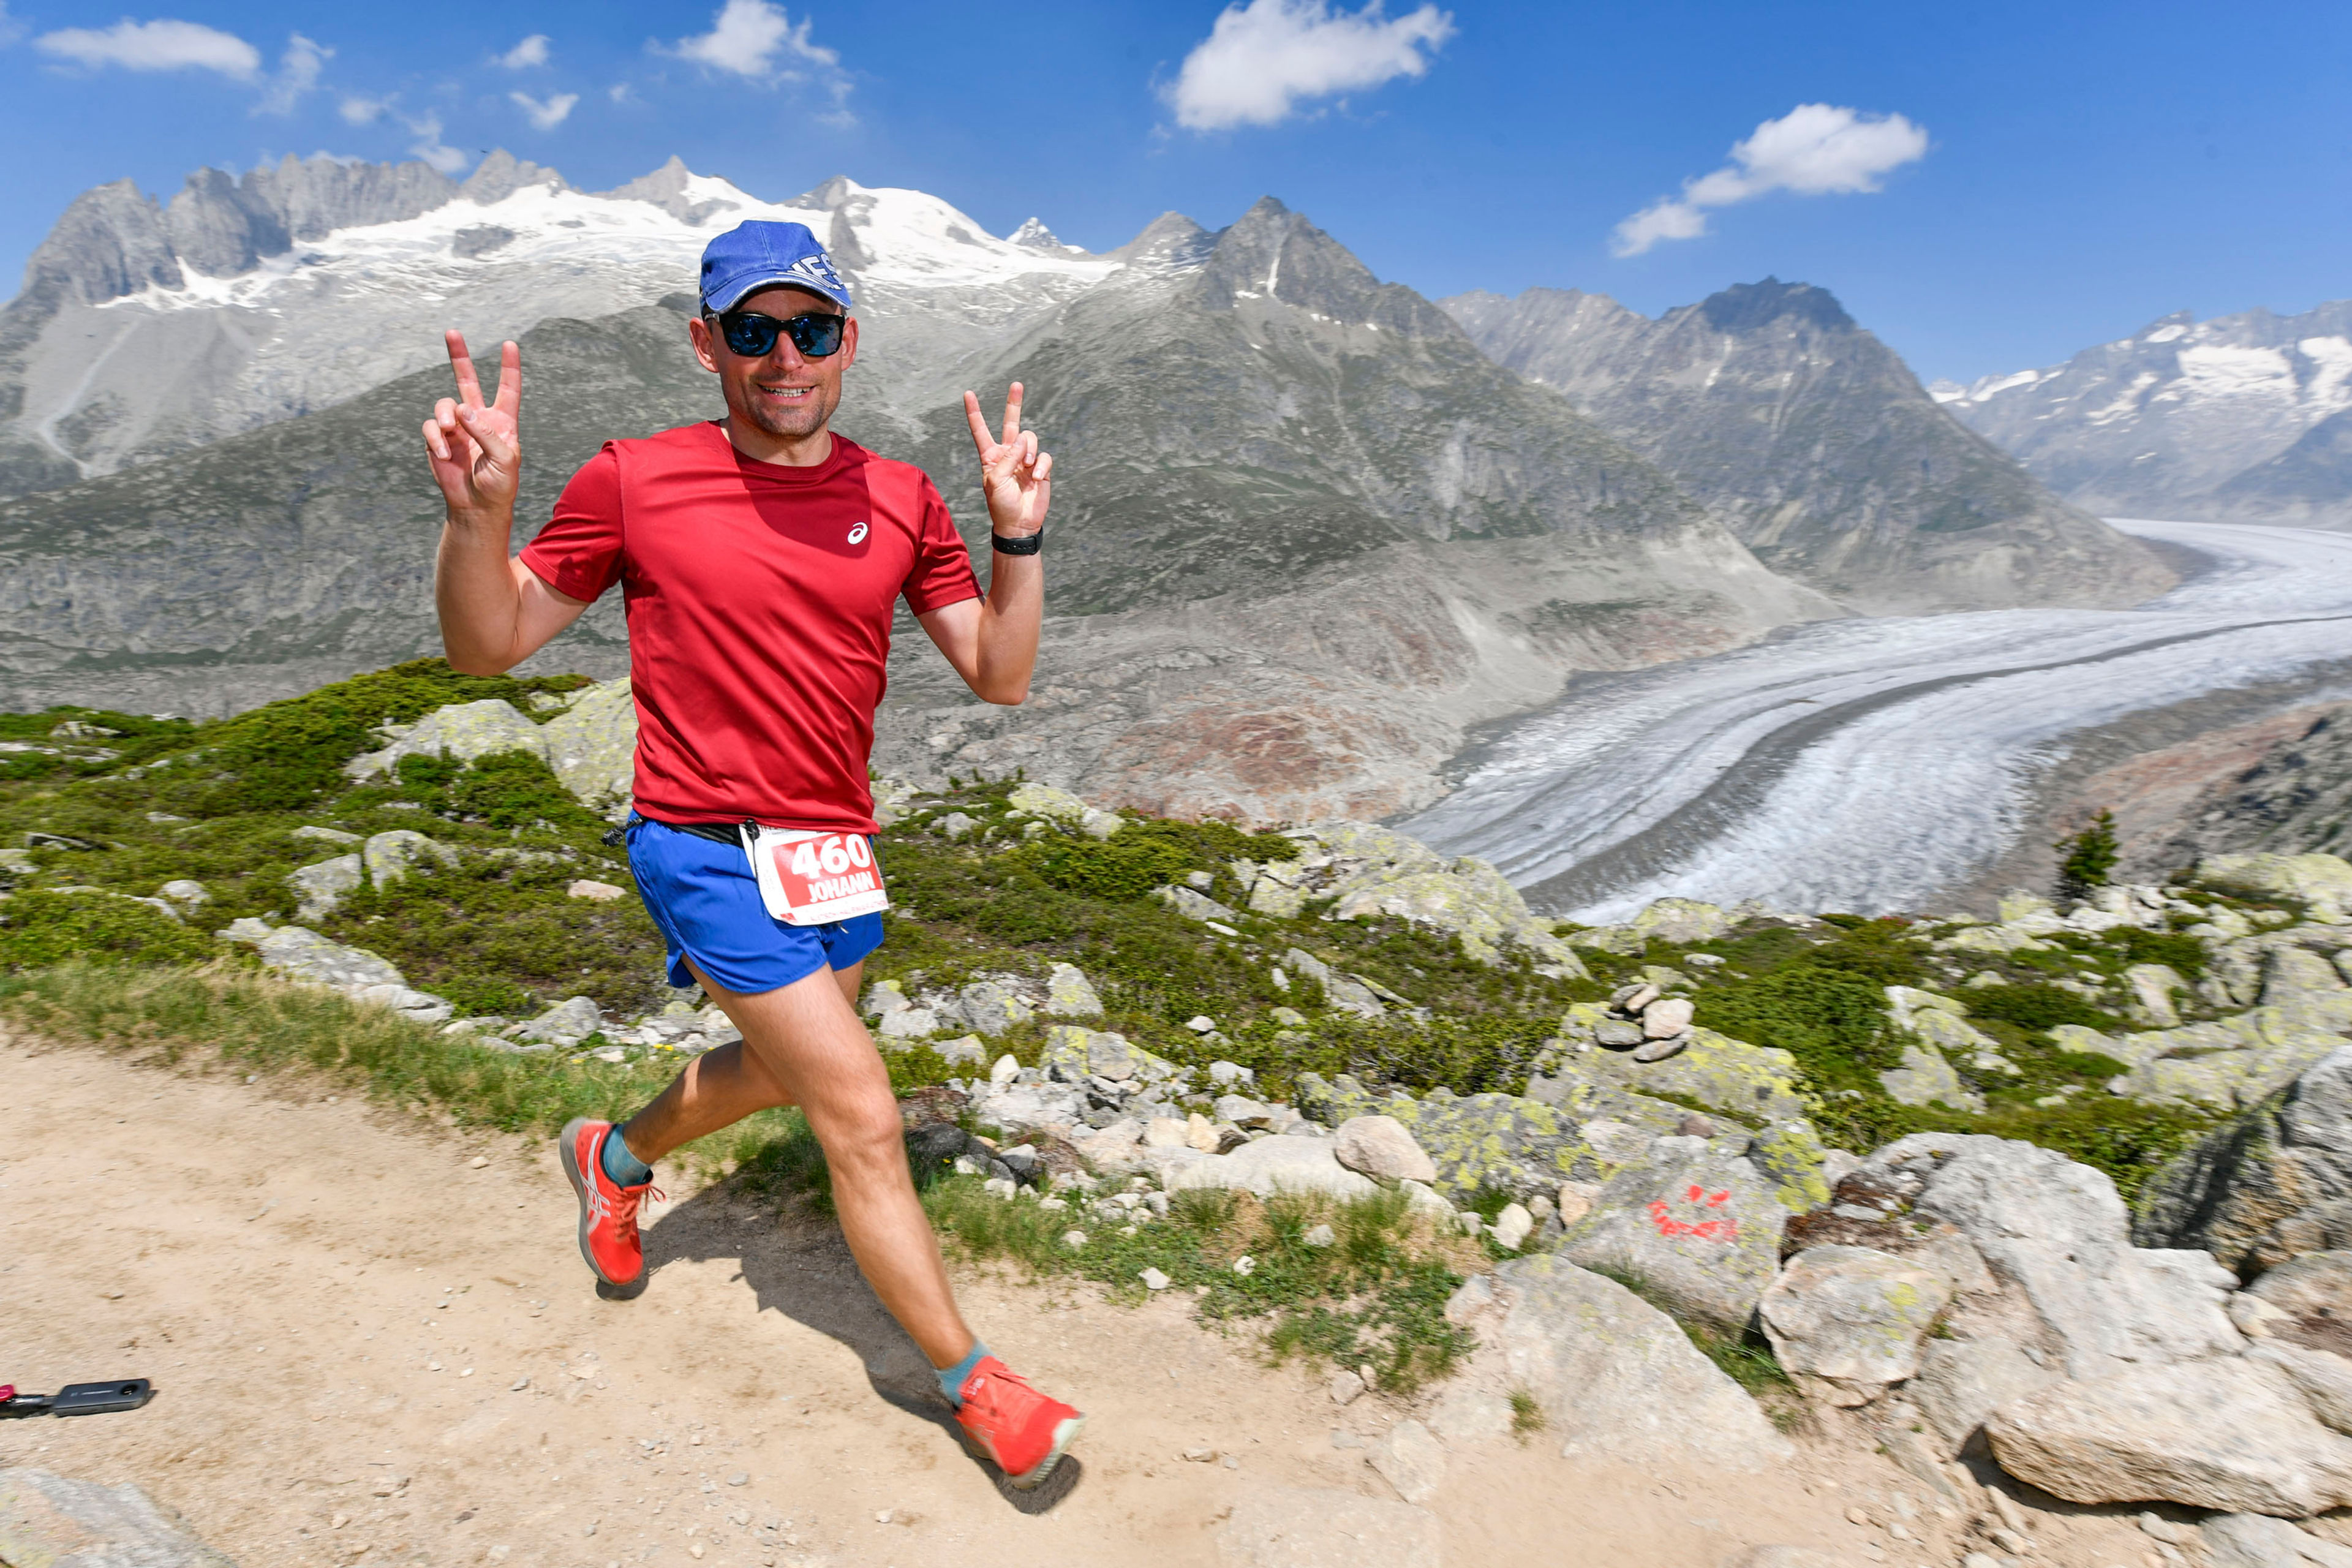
[
  {"left": 288, "top": 852, "right": 363, "bottom": 921},
  {"left": 1300, "top": 1071, "right": 1685, "bottom": 1202},
  {"left": 1158, "top": 1134, "right": 1379, "bottom": 1200},
  {"left": 1759, "top": 1245, "right": 1954, "bottom": 1404},
  {"left": 363, "top": 829, "right": 459, "bottom": 887},
  {"left": 2107, "top": 992, "right": 2352, "bottom": 1111},
  {"left": 347, "top": 697, "right": 547, "bottom": 779},
  {"left": 1333, "top": 1115, "right": 1438, "bottom": 1185},
  {"left": 1432, "top": 1254, "right": 1792, "bottom": 1468},
  {"left": 540, "top": 677, "right": 638, "bottom": 805},
  {"left": 1986, "top": 1356, "right": 2352, "bottom": 1517},
  {"left": 1909, "top": 1336, "right": 2063, "bottom": 1458},
  {"left": 2195, "top": 853, "right": 2352, "bottom": 921},
  {"left": 1855, "top": 1134, "right": 2241, "bottom": 1379},
  {"left": 2252, "top": 1251, "right": 2352, "bottom": 1322},
  {"left": 0, "top": 1468, "right": 235, "bottom": 1567},
  {"left": 1557, "top": 1140, "right": 1788, "bottom": 1335},
  {"left": 2137, "top": 1047, "right": 2352, "bottom": 1275},
  {"left": 221, "top": 918, "right": 404, "bottom": 989},
  {"left": 1540, "top": 1018, "right": 1832, "bottom": 1210},
  {"left": 2200, "top": 1512, "right": 2352, "bottom": 1568}
]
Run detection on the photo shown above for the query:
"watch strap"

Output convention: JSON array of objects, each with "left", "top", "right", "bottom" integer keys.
[{"left": 991, "top": 527, "right": 1044, "bottom": 556}]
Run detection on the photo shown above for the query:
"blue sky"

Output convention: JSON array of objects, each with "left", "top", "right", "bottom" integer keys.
[{"left": 1, "top": 0, "right": 2345, "bottom": 383}]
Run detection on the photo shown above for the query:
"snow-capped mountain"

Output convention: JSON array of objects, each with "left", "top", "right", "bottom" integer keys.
[
  {"left": 1933, "top": 301, "right": 2352, "bottom": 527},
  {"left": 0, "top": 151, "right": 1113, "bottom": 497},
  {"left": 1445, "top": 281, "right": 2174, "bottom": 614}
]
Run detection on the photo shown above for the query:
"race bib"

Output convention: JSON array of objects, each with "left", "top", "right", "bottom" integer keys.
[{"left": 742, "top": 826, "right": 889, "bottom": 926}]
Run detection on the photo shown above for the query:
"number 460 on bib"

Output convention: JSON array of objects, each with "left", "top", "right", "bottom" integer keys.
[{"left": 742, "top": 826, "right": 889, "bottom": 925}]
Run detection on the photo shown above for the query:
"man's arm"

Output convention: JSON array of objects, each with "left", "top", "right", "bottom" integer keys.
[
  {"left": 919, "top": 385, "right": 1052, "bottom": 706},
  {"left": 423, "top": 331, "right": 590, "bottom": 675}
]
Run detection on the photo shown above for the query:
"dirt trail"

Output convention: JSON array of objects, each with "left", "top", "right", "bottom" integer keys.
[{"left": 1, "top": 1036, "right": 2134, "bottom": 1567}]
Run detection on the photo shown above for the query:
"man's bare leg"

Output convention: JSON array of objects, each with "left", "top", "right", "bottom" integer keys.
[
  {"left": 614, "top": 962, "right": 859, "bottom": 1151},
  {"left": 616, "top": 960, "right": 976, "bottom": 1369}
]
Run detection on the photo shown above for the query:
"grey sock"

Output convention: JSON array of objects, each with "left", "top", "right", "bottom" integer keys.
[
  {"left": 938, "top": 1341, "right": 990, "bottom": 1406},
  {"left": 600, "top": 1126, "right": 653, "bottom": 1188}
]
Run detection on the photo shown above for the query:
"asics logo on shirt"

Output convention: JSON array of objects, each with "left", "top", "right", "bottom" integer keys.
[{"left": 846, "top": 521, "right": 869, "bottom": 545}]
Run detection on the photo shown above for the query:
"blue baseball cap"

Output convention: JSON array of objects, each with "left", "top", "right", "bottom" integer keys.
[{"left": 698, "top": 221, "right": 853, "bottom": 315}]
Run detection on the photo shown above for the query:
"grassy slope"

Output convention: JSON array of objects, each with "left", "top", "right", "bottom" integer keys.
[{"left": 0, "top": 659, "right": 2255, "bottom": 1382}]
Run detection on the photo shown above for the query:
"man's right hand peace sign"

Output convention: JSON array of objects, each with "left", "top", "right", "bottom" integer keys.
[{"left": 423, "top": 330, "right": 521, "bottom": 521}]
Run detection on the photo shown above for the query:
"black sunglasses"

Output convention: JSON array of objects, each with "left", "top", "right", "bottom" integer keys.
[{"left": 710, "top": 309, "right": 845, "bottom": 360}]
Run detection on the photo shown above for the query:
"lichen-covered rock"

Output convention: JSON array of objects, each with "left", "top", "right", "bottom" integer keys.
[
  {"left": 1039, "top": 1024, "right": 1178, "bottom": 1085},
  {"left": 288, "top": 853, "right": 362, "bottom": 922},
  {"left": 1434, "top": 1254, "right": 1792, "bottom": 1469},
  {"left": 518, "top": 995, "right": 604, "bottom": 1044},
  {"left": 1044, "top": 962, "right": 1104, "bottom": 1017},
  {"left": 2125, "top": 962, "right": 2189, "bottom": 1027},
  {"left": 2196, "top": 853, "right": 2352, "bottom": 921},
  {"left": 1281, "top": 948, "right": 1387, "bottom": 1019},
  {"left": 1537, "top": 1019, "right": 1831, "bottom": 1210},
  {"left": 0, "top": 1467, "right": 236, "bottom": 1568},
  {"left": 1625, "top": 897, "right": 1736, "bottom": 945},
  {"left": 1986, "top": 1357, "right": 2352, "bottom": 1517},
  {"left": 540, "top": 678, "right": 637, "bottom": 805},
  {"left": 2106, "top": 990, "right": 2352, "bottom": 1110},
  {"left": 2137, "top": 1047, "right": 2352, "bottom": 1273},
  {"left": 1158, "top": 1134, "right": 1378, "bottom": 1200},
  {"left": 348, "top": 698, "right": 548, "bottom": 780},
  {"left": 1302, "top": 1070, "right": 1685, "bottom": 1200},
  {"left": 363, "top": 829, "right": 459, "bottom": 888},
  {"left": 1558, "top": 1141, "right": 1788, "bottom": 1334},
  {"left": 1759, "top": 1245, "right": 1954, "bottom": 1403},
  {"left": 953, "top": 978, "right": 1035, "bottom": 1036},
  {"left": 1880, "top": 1036, "right": 1984, "bottom": 1112},
  {"left": 221, "top": 919, "right": 405, "bottom": 990},
  {"left": 1006, "top": 782, "right": 1121, "bottom": 839},
  {"left": 1160, "top": 883, "right": 1240, "bottom": 923},
  {"left": 1238, "top": 820, "right": 1581, "bottom": 972}
]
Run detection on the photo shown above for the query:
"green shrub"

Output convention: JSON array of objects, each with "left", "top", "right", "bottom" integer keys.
[
  {"left": 2116, "top": 927, "right": 2207, "bottom": 981},
  {"left": 1017, "top": 818, "right": 1294, "bottom": 902},
  {"left": 0, "top": 891, "right": 219, "bottom": 968},
  {"left": 1962, "top": 982, "right": 2117, "bottom": 1033},
  {"left": 2058, "top": 809, "right": 2120, "bottom": 894},
  {"left": 1695, "top": 965, "right": 1897, "bottom": 1091}
]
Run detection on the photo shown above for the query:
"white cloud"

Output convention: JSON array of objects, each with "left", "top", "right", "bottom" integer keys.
[
  {"left": 339, "top": 93, "right": 389, "bottom": 124},
  {"left": 510, "top": 90, "right": 578, "bottom": 130},
  {"left": 1166, "top": 0, "right": 1452, "bottom": 132},
  {"left": 669, "top": 0, "right": 834, "bottom": 77},
  {"left": 404, "top": 112, "right": 469, "bottom": 175},
  {"left": 34, "top": 15, "right": 262, "bottom": 78},
  {"left": 498, "top": 34, "right": 549, "bottom": 70},
  {"left": 255, "top": 32, "right": 330, "bottom": 115},
  {"left": 1612, "top": 102, "right": 1930, "bottom": 257},
  {"left": 0, "top": 4, "right": 25, "bottom": 47}
]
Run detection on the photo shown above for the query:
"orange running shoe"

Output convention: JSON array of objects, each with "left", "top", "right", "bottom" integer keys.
[
  {"left": 953, "top": 1357, "right": 1085, "bottom": 1490},
  {"left": 558, "top": 1118, "right": 660, "bottom": 1288}
]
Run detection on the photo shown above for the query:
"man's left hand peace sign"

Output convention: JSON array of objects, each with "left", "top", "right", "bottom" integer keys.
[{"left": 964, "top": 383, "right": 1052, "bottom": 538}]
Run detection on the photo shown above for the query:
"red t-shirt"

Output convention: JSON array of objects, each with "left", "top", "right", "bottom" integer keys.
[{"left": 520, "top": 423, "right": 979, "bottom": 832}]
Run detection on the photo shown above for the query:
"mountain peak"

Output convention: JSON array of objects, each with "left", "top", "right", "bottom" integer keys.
[
  {"left": 461, "top": 151, "right": 568, "bottom": 206},
  {"left": 1009, "top": 217, "right": 1071, "bottom": 252},
  {"left": 600, "top": 156, "right": 746, "bottom": 227},
  {"left": 1110, "top": 211, "right": 1212, "bottom": 269},
  {"left": 1695, "top": 278, "right": 1855, "bottom": 335}
]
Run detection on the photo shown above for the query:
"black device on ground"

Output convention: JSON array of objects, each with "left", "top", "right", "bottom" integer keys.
[{"left": 0, "top": 1379, "right": 153, "bottom": 1417}]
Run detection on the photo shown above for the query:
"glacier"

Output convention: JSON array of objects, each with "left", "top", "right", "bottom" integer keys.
[{"left": 1402, "top": 519, "right": 2352, "bottom": 920}]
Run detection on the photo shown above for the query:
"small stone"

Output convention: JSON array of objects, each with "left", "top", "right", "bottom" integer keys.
[
  {"left": 1368, "top": 1419, "right": 1447, "bottom": 1504},
  {"left": 1613, "top": 982, "right": 1662, "bottom": 1014},
  {"left": 1186, "top": 1015, "right": 1216, "bottom": 1033},
  {"left": 728, "top": 1473, "right": 748, "bottom": 1487},
  {"left": 1330, "top": 1369, "right": 1365, "bottom": 1405},
  {"left": 1333, "top": 1115, "right": 1439, "bottom": 1184},
  {"left": 568, "top": 879, "right": 626, "bottom": 901},
  {"left": 1631, "top": 1033, "right": 1692, "bottom": 1063},
  {"left": 1061, "top": 1229, "right": 1088, "bottom": 1249},
  {"left": 469, "top": 1155, "right": 489, "bottom": 1169},
  {"left": 1221, "top": 1454, "right": 1240, "bottom": 1469},
  {"left": 1595, "top": 1018, "right": 1646, "bottom": 1049},
  {"left": 1303, "top": 1223, "right": 1336, "bottom": 1248},
  {"left": 1140, "top": 1267, "right": 1172, "bottom": 1290},
  {"left": 1234, "top": 1256, "right": 1256, "bottom": 1276},
  {"left": 1641, "top": 998, "right": 1696, "bottom": 1038},
  {"left": 989, "top": 1053, "right": 1020, "bottom": 1086},
  {"left": 1490, "top": 1203, "right": 1533, "bottom": 1249},
  {"left": 1555, "top": 1181, "right": 1600, "bottom": 1227},
  {"left": 937, "top": 811, "right": 978, "bottom": 839}
]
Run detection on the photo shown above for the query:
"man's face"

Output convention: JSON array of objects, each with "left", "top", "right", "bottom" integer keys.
[{"left": 689, "top": 285, "right": 860, "bottom": 442}]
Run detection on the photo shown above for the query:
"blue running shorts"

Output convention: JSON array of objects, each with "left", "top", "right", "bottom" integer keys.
[{"left": 625, "top": 816, "right": 885, "bottom": 995}]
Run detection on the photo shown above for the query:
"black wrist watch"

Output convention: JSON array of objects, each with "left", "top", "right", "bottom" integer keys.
[{"left": 991, "top": 527, "right": 1044, "bottom": 556}]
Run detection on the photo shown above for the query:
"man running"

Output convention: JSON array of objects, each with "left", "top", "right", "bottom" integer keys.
[{"left": 421, "top": 219, "right": 1083, "bottom": 1489}]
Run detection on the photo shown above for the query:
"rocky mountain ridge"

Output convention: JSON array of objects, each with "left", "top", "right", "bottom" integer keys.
[
  {"left": 1445, "top": 279, "right": 2177, "bottom": 614},
  {"left": 1937, "top": 299, "right": 2352, "bottom": 528}
]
